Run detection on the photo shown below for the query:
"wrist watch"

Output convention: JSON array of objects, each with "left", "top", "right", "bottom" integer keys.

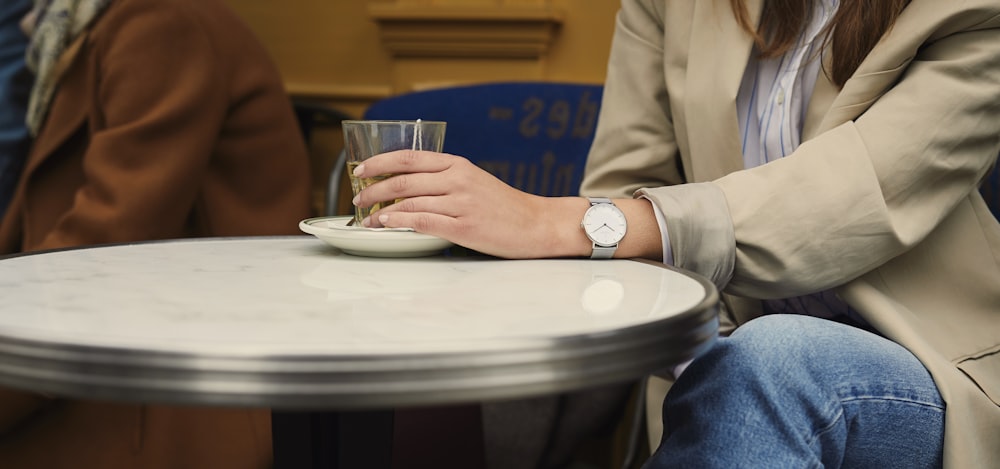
[{"left": 581, "top": 197, "right": 627, "bottom": 259}]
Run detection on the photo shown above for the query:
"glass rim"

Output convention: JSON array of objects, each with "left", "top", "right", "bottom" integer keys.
[{"left": 342, "top": 119, "right": 446, "bottom": 126}]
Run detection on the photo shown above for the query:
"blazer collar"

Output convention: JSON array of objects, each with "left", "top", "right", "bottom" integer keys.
[
  {"left": 683, "top": 0, "right": 916, "bottom": 175},
  {"left": 810, "top": 3, "right": 928, "bottom": 134},
  {"left": 802, "top": 52, "right": 839, "bottom": 141},
  {"left": 684, "top": 0, "right": 762, "bottom": 182}
]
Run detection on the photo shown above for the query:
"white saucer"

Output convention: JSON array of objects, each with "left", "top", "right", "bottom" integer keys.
[{"left": 299, "top": 216, "right": 454, "bottom": 258}]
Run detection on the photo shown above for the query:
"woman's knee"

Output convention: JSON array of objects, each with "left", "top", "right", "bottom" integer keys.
[
  {"left": 721, "top": 315, "right": 827, "bottom": 371},
  {"left": 717, "top": 315, "right": 938, "bottom": 398},
  {"left": 702, "top": 314, "right": 882, "bottom": 385}
]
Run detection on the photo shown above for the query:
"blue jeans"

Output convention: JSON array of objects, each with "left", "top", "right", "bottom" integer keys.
[
  {"left": 645, "top": 314, "right": 945, "bottom": 468},
  {"left": 0, "top": 0, "right": 32, "bottom": 218}
]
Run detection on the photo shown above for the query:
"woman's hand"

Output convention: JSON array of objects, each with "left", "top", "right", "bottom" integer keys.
[{"left": 352, "top": 150, "right": 593, "bottom": 259}]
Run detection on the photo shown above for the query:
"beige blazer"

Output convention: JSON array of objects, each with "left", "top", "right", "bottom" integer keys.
[{"left": 580, "top": 1, "right": 1000, "bottom": 467}]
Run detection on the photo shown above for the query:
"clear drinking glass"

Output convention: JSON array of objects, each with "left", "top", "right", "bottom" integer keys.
[{"left": 342, "top": 120, "right": 446, "bottom": 225}]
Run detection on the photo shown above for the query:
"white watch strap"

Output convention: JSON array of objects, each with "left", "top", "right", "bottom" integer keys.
[
  {"left": 591, "top": 245, "right": 616, "bottom": 259},
  {"left": 588, "top": 197, "right": 618, "bottom": 259}
]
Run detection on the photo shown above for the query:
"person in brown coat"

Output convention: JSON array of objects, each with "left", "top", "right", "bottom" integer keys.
[{"left": 0, "top": 0, "right": 311, "bottom": 467}]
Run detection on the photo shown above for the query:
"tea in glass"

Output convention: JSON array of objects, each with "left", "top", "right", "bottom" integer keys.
[{"left": 341, "top": 120, "right": 446, "bottom": 224}]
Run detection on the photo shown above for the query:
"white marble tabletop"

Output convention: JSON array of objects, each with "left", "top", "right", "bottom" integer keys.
[{"left": 0, "top": 236, "right": 718, "bottom": 409}]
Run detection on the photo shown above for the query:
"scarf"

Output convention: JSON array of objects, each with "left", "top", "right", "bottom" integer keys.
[{"left": 25, "top": 0, "right": 111, "bottom": 136}]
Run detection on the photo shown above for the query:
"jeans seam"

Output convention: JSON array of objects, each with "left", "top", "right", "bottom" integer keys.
[
  {"left": 839, "top": 395, "right": 945, "bottom": 412},
  {"left": 805, "top": 405, "right": 844, "bottom": 465}
]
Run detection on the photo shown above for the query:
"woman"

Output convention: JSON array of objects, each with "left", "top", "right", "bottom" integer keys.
[
  {"left": 353, "top": 0, "right": 1000, "bottom": 467},
  {"left": 0, "top": 0, "right": 310, "bottom": 467}
]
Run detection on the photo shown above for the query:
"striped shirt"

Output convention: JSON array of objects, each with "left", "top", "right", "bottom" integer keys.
[{"left": 735, "top": 0, "right": 869, "bottom": 324}]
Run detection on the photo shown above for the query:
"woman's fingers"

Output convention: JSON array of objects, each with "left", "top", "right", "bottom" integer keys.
[
  {"left": 353, "top": 150, "right": 456, "bottom": 179},
  {"left": 351, "top": 150, "right": 457, "bottom": 209},
  {"left": 349, "top": 151, "right": 579, "bottom": 259},
  {"left": 361, "top": 194, "right": 462, "bottom": 227},
  {"left": 353, "top": 171, "right": 450, "bottom": 211},
  {"left": 371, "top": 210, "right": 461, "bottom": 236},
  {"left": 353, "top": 153, "right": 482, "bottom": 212}
]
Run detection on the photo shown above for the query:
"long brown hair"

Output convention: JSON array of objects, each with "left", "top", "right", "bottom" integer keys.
[{"left": 730, "top": 0, "right": 909, "bottom": 87}]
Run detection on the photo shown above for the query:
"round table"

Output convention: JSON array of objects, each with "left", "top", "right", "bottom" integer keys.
[{"left": 0, "top": 236, "right": 719, "bottom": 467}]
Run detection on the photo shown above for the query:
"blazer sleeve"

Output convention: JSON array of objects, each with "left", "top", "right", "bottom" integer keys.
[
  {"left": 579, "top": 0, "right": 685, "bottom": 199},
  {"left": 643, "top": 11, "right": 1000, "bottom": 298},
  {"left": 34, "top": 1, "right": 229, "bottom": 249},
  {"left": 724, "top": 14, "right": 1000, "bottom": 298}
]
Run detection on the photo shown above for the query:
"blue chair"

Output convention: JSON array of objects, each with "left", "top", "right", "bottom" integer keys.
[{"left": 326, "top": 81, "right": 603, "bottom": 215}]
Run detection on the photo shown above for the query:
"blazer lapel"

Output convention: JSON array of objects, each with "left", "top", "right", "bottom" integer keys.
[
  {"left": 683, "top": 0, "right": 762, "bottom": 182},
  {"left": 802, "top": 52, "right": 838, "bottom": 141},
  {"left": 807, "top": 2, "right": 932, "bottom": 135}
]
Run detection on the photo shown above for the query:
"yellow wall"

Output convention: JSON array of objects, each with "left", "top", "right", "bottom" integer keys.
[
  {"left": 223, "top": 0, "right": 620, "bottom": 216},
  {"left": 223, "top": 0, "right": 619, "bottom": 116}
]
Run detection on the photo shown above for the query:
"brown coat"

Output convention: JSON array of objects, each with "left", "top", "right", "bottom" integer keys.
[{"left": 0, "top": 0, "right": 311, "bottom": 466}]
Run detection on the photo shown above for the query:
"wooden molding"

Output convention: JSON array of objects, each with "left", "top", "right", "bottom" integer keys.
[
  {"left": 285, "top": 82, "right": 394, "bottom": 101},
  {"left": 368, "top": 4, "right": 565, "bottom": 59}
]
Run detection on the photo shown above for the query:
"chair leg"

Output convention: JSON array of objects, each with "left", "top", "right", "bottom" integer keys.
[{"left": 327, "top": 149, "right": 348, "bottom": 217}]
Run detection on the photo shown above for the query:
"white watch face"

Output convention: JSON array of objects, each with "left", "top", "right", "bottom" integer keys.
[{"left": 583, "top": 203, "right": 627, "bottom": 246}]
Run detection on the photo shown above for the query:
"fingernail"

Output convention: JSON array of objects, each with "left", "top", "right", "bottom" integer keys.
[
  {"left": 353, "top": 163, "right": 365, "bottom": 177},
  {"left": 352, "top": 194, "right": 360, "bottom": 206},
  {"left": 378, "top": 214, "right": 389, "bottom": 224},
  {"left": 361, "top": 216, "right": 371, "bottom": 227}
]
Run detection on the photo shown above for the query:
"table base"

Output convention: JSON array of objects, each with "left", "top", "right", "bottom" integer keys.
[{"left": 273, "top": 410, "right": 394, "bottom": 469}]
